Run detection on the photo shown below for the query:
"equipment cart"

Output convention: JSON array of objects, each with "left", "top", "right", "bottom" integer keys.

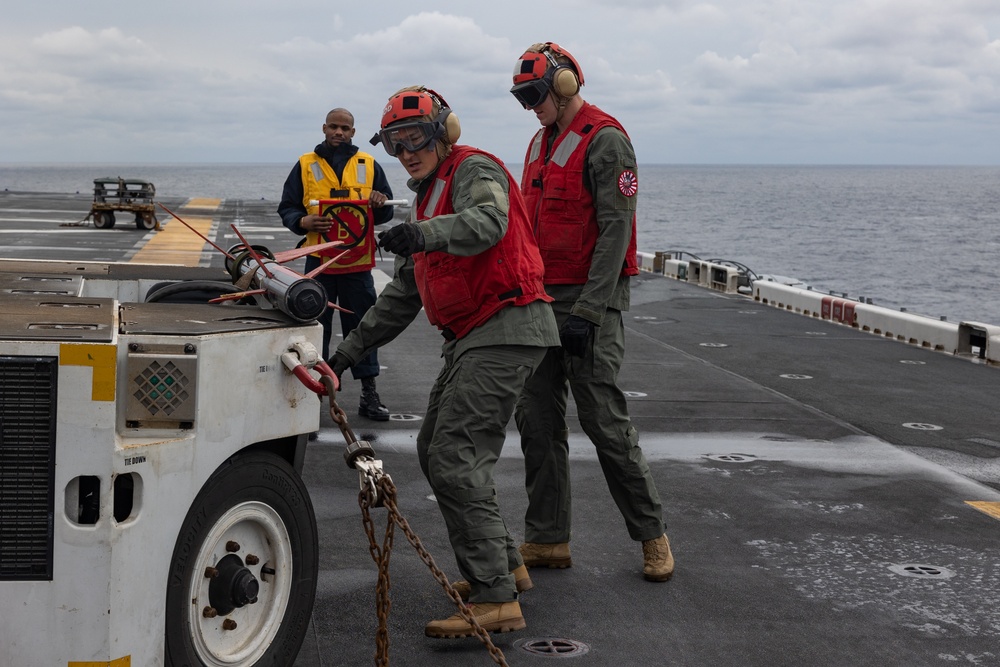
[{"left": 90, "top": 176, "right": 159, "bottom": 230}]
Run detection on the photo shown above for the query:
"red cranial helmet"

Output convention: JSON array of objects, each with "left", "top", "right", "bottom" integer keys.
[
  {"left": 510, "top": 42, "right": 584, "bottom": 109},
  {"left": 377, "top": 87, "right": 461, "bottom": 156}
]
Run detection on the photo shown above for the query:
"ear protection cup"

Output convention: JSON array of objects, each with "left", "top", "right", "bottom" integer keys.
[
  {"left": 552, "top": 67, "right": 580, "bottom": 98},
  {"left": 541, "top": 46, "right": 581, "bottom": 98},
  {"left": 438, "top": 107, "right": 462, "bottom": 144}
]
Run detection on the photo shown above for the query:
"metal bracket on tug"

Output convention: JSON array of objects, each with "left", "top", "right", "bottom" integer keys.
[{"left": 281, "top": 343, "right": 511, "bottom": 666}]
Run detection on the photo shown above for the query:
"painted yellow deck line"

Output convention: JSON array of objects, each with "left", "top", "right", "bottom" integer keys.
[
  {"left": 130, "top": 198, "right": 220, "bottom": 266},
  {"left": 185, "top": 197, "right": 223, "bottom": 209},
  {"left": 966, "top": 501, "right": 1000, "bottom": 521}
]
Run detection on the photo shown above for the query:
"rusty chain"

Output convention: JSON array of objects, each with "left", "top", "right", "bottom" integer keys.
[
  {"left": 321, "top": 382, "right": 509, "bottom": 666},
  {"left": 359, "top": 476, "right": 509, "bottom": 667},
  {"left": 359, "top": 488, "right": 394, "bottom": 665}
]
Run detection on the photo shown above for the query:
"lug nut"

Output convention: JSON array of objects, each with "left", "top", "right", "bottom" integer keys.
[
  {"left": 245, "top": 554, "right": 260, "bottom": 565},
  {"left": 226, "top": 541, "right": 240, "bottom": 552},
  {"left": 222, "top": 619, "right": 238, "bottom": 631},
  {"left": 204, "top": 567, "right": 219, "bottom": 578},
  {"left": 202, "top": 606, "right": 218, "bottom": 618}
]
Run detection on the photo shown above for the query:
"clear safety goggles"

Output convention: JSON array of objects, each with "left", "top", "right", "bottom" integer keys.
[
  {"left": 378, "top": 121, "right": 440, "bottom": 157},
  {"left": 510, "top": 79, "right": 552, "bottom": 110}
]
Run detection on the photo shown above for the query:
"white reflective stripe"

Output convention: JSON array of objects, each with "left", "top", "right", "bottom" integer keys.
[
  {"left": 422, "top": 178, "right": 447, "bottom": 219},
  {"left": 309, "top": 162, "right": 325, "bottom": 182},
  {"left": 356, "top": 162, "right": 368, "bottom": 184},
  {"left": 551, "top": 131, "right": 583, "bottom": 167},
  {"left": 528, "top": 133, "right": 543, "bottom": 163}
]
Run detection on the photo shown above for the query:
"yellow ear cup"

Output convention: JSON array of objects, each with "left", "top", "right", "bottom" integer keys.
[
  {"left": 552, "top": 67, "right": 580, "bottom": 97},
  {"left": 442, "top": 109, "right": 461, "bottom": 144}
]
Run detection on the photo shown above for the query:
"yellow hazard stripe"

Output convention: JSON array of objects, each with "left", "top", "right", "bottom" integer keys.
[
  {"left": 69, "top": 657, "right": 130, "bottom": 667},
  {"left": 60, "top": 343, "right": 116, "bottom": 401},
  {"left": 185, "top": 197, "right": 222, "bottom": 209},
  {"left": 131, "top": 198, "right": 221, "bottom": 266},
  {"left": 966, "top": 501, "right": 1000, "bottom": 521}
]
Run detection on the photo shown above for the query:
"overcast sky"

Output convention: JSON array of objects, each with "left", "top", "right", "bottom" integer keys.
[{"left": 2, "top": 1, "right": 999, "bottom": 165}]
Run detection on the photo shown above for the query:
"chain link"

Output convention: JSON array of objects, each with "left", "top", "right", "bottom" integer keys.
[
  {"left": 357, "top": 470, "right": 510, "bottom": 666},
  {"left": 327, "top": 383, "right": 509, "bottom": 665},
  {"left": 359, "top": 488, "right": 394, "bottom": 665}
]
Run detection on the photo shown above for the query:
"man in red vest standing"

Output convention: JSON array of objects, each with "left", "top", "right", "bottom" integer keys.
[
  {"left": 510, "top": 43, "right": 674, "bottom": 582},
  {"left": 329, "top": 86, "right": 559, "bottom": 637}
]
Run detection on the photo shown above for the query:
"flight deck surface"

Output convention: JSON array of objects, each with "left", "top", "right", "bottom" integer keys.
[{"left": 3, "top": 191, "right": 997, "bottom": 666}]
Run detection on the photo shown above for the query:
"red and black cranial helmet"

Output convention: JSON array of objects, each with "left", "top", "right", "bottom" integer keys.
[
  {"left": 510, "top": 42, "right": 585, "bottom": 109},
  {"left": 376, "top": 87, "right": 461, "bottom": 157}
]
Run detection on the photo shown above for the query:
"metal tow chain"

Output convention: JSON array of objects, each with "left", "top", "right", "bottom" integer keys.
[{"left": 320, "top": 376, "right": 508, "bottom": 667}]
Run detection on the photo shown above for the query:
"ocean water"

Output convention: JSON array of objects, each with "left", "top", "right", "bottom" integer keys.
[{"left": 2, "top": 162, "right": 999, "bottom": 325}]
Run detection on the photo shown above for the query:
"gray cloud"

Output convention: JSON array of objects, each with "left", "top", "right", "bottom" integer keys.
[{"left": 1, "top": 1, "right": 998, "bottom": 164}]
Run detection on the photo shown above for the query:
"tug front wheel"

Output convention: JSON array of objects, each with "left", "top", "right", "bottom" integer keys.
[
  {"left": 165, "top": 452, "right": 318, "bottom": 666},
  {"left": 93, "top": 211, "right": 116, "bottom": 229}
]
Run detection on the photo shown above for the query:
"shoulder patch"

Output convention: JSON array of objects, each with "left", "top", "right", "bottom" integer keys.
[{"left": 618, "top": 170, "right": 638, "bottom": 197}]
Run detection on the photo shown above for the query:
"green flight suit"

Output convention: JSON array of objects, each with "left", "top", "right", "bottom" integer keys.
[
  {"left": 515, "top": 127, "right": 666, "bottom": 544},
  {"left": 336, "top": 153, "right": 559, "bottom": 603}
]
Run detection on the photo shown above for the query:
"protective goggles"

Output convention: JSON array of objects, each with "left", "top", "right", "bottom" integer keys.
[
  {"left": 510, "top": 79, "right": 552, "bottom": 110},
  {"left": 377, "top": 121, "right": 440, "bottom": 157}
]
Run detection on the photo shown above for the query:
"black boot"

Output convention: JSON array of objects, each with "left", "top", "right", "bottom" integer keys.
[{"left": 359, "top": 377, "right": 389, "bottom": 421}]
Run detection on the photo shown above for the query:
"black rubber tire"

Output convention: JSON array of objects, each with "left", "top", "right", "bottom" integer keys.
[
  {"left": 136, "top": 212, "right": 156, "bottom": 230},
  {"left": 93, "top": 211, "right": 116, "bottom": 229},
  {"left": 164, "top": 452, "right": 318, "bottom": 666}
]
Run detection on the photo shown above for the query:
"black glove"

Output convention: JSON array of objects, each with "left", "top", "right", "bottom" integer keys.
[
  {"left": 324, "top": 351, "right": 352, "bottom": 397},
  {"left": 329, "top": 351, "right": 351, "bottom": 382},
  {"left": 559, "top": 315, "right": 594, "bottom": 358},
  {"left": 378, "top": 223, "right": 425, "bottom": 257}
]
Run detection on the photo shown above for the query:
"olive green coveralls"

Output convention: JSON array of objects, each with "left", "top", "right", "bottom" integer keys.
[
  {"left": 515, "top": 127, "right": 666, "bottom": 545},
  {"left": 336, "top": 154, "right": 559, "bottom": 603}
]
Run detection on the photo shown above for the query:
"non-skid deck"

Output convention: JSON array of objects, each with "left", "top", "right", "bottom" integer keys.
[{"left": 3, "top": 191, "right": 998, "bottom": 666}]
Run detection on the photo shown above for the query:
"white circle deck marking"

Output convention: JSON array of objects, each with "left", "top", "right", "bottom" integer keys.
[
  {"left": 705, "top": 454, "right": 756, "bottom": 463},
  {"left": 902, "top": 422, "right": 943, "bottom": 431}
]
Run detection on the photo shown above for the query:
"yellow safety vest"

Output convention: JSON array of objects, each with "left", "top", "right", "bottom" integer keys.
[{"left": 299, "top": 150, "right": 376, "bottom": 273}]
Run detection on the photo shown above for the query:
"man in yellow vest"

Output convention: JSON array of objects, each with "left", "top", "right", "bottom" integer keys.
[{"left": 278, "top": 107, "right": 395, "bottom": 420}]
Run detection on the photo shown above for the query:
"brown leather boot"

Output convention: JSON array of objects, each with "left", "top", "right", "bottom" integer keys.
[
  {"left": 642, "top": 534, "right": 675, "bottom": 582},
  {"left": 424, "top": 601, "right": 526, "bottom": 638},
  {"left": 450, "top": 564, "right": 534, "bottom": 601},
  {"left": 519, "top": 542, "right": 572, "bottom": 568}
]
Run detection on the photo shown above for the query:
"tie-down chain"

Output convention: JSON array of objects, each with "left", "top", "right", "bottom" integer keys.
[{"left": 313, "top": 372, "right": 510, "bottom": 667}]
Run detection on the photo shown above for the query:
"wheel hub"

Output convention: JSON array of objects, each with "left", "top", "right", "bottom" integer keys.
[{"left": 208, "top": 554, "right": 259, "bottom": 616}]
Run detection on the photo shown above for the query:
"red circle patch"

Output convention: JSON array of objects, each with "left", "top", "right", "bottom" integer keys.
[{"left": 618, "top": 170, "right": 638, "bottom": 197}]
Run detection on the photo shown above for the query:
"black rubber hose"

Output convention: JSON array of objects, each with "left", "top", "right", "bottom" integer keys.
[{"left": 144, "top": 280, "right": 237, "bottom": 304}]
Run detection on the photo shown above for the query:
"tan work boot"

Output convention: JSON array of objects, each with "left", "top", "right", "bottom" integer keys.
[
  {"left": 642, "top": 534, "right": 675, "bottom": 582},
  {"left": 450, "top": 564, "right": 534, "bottom": 601},
  {"left": 519, "top": 542, "right": 572, "bottom": 568},
  {"left": 424, "top": 601, "right": 526, "bottom": 638}
]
